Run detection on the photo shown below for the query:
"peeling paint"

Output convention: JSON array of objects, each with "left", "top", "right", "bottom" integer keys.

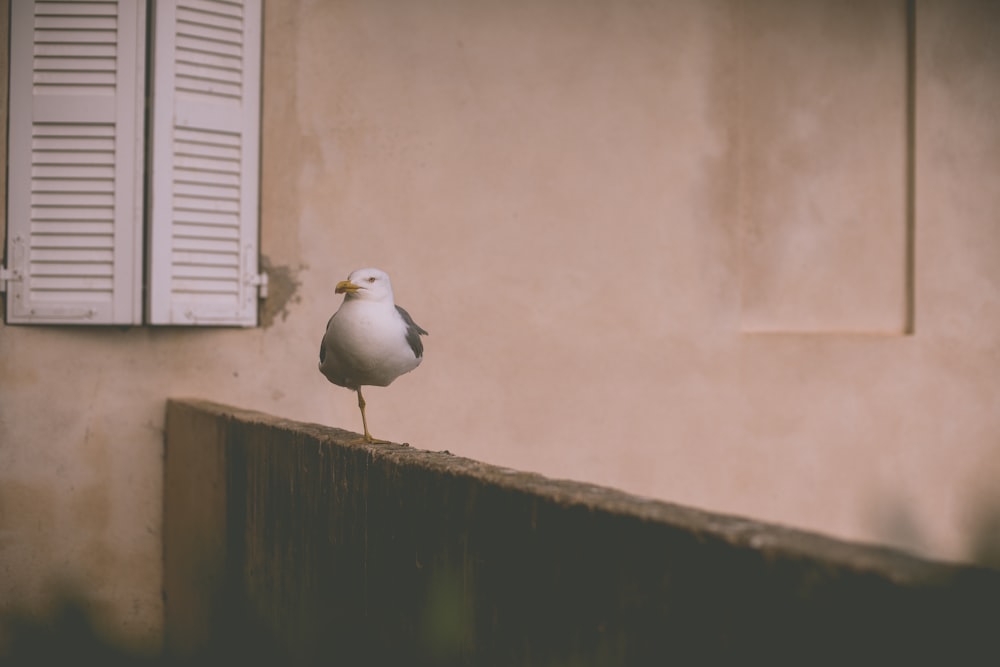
[{"left": 259, "top": 256, "right": 306, "bottom": 328}]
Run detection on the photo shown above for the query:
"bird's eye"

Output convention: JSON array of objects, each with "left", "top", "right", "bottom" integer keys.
[{"left": 367, "top": 276, "right": 377, "bottom": 283}]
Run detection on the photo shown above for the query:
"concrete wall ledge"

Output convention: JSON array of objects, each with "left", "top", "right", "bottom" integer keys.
[{"left": 164, "top": 399, "right": 1000, "bottom": 665}]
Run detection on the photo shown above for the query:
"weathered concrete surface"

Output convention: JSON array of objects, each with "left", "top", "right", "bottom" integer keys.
[{"left": 164, "top": 399, "right": 1000, "bottom": 665}]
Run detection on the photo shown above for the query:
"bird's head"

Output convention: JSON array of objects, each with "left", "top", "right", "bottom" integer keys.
[{"left": 336, "top": 267, "right": 395, "bottom": 303}]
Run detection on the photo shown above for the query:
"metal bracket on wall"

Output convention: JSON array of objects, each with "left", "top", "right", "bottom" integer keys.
[
  {"left": 249, "top": 271, "right": 269, "bottom": 299},
  {"left": 0, "top": 266, "right": 19, "bottom": 293}
]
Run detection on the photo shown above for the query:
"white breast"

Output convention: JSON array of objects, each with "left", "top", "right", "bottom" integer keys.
[{"left": 320, "top": 300, "right": 421, "bottom": 388}]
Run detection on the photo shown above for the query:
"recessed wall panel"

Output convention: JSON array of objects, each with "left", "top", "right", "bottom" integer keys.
[{"left": 739, "top": 0, "right": 910, "bottom": 334}]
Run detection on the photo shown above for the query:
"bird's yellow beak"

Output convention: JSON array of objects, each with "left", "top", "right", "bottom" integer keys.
[
  {"left": 333, "top": 280, "right": 361, "bottom": 294},
  {"left": 335, "top": 280, "right": 360, "bottom": 295}
]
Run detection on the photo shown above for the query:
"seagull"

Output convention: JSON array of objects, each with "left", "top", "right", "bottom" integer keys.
[{"left": 318, "top": 268, "right": 428, "bottom": 443}]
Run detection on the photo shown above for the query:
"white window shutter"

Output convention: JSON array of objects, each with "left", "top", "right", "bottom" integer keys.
[
  {"left": 5, "top": 0, "right": 146, "bottom": 325},
  {"left": 147, "top": 0, "right": 263, "bottom": 326}
]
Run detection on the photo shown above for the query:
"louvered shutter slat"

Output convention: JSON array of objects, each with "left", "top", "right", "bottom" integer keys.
[
  {"left": 147, "top": 0, "right": 262, "bottom": 326},
  {"left": 6, "top": 0, "right": 145, "bottom": 324}
]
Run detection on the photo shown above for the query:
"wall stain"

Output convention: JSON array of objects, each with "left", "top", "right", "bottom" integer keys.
[{"left": 259, "top": 255, "right": 306, "bottom": 328}]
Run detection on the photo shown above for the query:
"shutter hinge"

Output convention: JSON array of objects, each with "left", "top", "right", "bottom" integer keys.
[
  {"left": 0, "top": 266, "right": 19, "bottom": 293},
  {"left": 249, "top": 271, "right": 269, "bottom": 299}
]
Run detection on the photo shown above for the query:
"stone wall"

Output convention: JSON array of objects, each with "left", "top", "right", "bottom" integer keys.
[{"left": 164, "top": 399, "right": 1000, "bottom": 665}]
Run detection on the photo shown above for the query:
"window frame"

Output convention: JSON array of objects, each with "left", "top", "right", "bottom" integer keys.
[{"left": 2, "top": 0, "right": 265, "bottom": 327}]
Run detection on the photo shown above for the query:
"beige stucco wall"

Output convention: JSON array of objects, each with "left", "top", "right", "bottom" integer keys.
[{"left": 1, "top": 0, "right": 998, "bottom": 651}]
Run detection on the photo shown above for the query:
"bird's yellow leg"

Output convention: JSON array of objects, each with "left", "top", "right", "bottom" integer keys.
[{"left": 357, "top": 387, "right": 390, "bottom": 444}]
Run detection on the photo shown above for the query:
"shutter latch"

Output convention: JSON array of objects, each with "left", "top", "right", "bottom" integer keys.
[
  {"left": 0, "top": 266, "right": 19, "bottom": 293},
  {"left": 249, "top": 271, "right": 269, "bottom": 299}
]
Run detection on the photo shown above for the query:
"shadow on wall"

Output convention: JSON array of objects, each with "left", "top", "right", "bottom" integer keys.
[
  {"left": 967, "top": 506, "right": 1000, "bottom": 570},
  {"left": 0, "top": 597, "right": 159, "bottom": 667},
  {"left": 0, "top": 587, "right": 282, "bottom": 666},
  {"left": 870, "top": 466, "right": 1000, "bottom": 570},
  {"left": 0, "top": 580, "right": 470, "bottom": 666}
]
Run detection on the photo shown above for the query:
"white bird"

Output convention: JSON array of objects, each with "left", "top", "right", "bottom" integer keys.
[{"left": 318, "top": 267, "right": 428, "bottom": 443}]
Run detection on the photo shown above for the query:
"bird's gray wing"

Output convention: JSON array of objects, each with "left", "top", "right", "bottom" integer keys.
[
  {"left": 319, "top": 313, "right": 334, "bottom": 364},
  {"left": 395, "top": 305, "right": 428, "bottom": 359}
]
